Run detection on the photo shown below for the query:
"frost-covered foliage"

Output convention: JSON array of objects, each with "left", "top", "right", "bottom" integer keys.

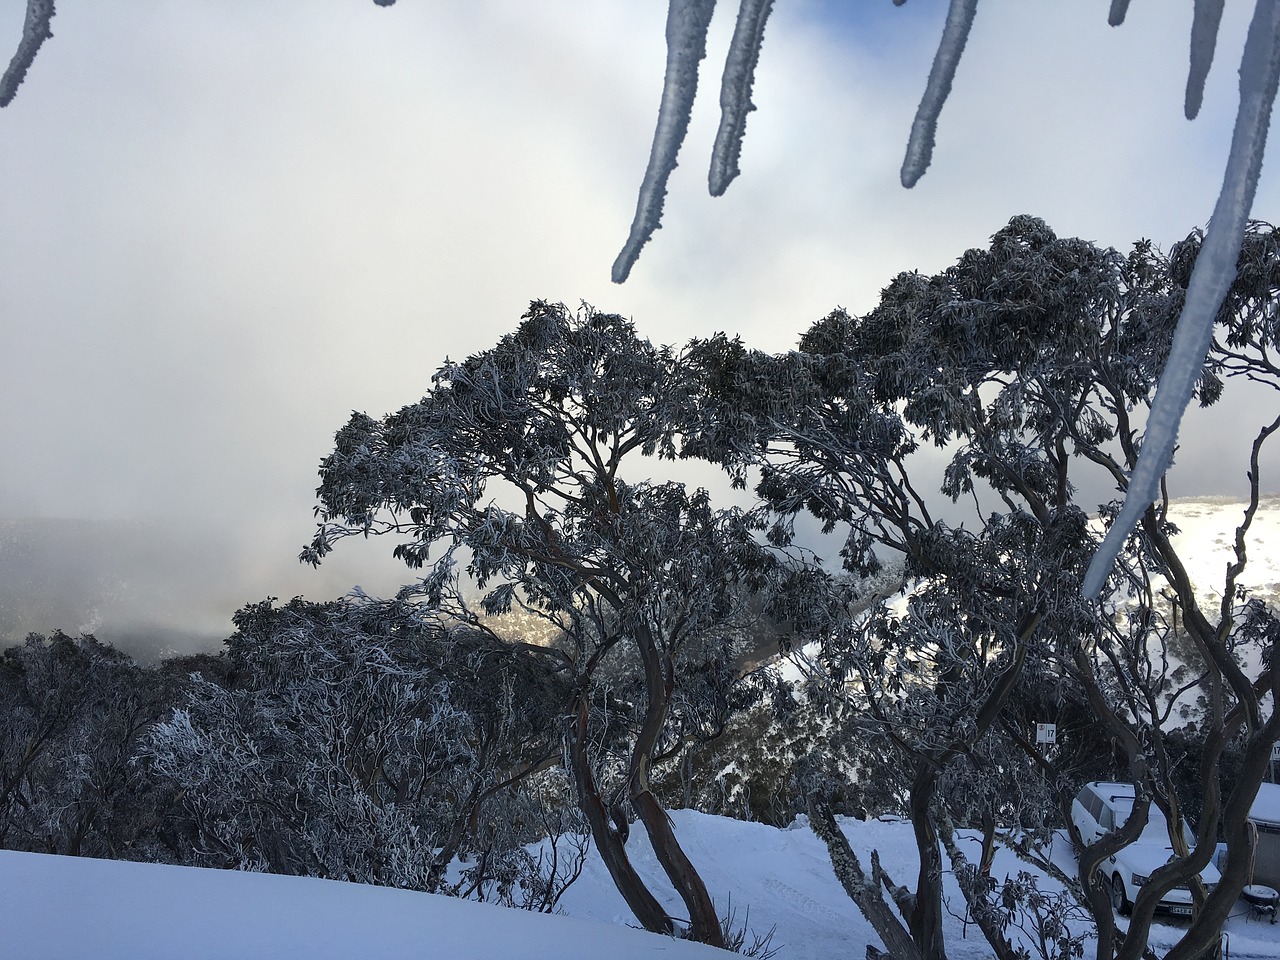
[
  {"left": 305, "top": 301, "right": 795, "bottom": 946},
  {"left": 143, "top": 596, "right": 572, "bottom": 901},
  {"left": 678, "top": 216, "right": 1280, "bottom": 960},
  {"left": 0, "top": 631, "right": 190, "bottom": 861}
]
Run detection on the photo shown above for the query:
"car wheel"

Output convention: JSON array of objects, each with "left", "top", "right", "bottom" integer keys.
[{"left": 1110, "top": 874, "right": 1132, "bottom": 916}]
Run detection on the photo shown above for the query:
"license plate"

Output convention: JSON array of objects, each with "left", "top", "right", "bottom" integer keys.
[{"left": 1170, "top": 905, "right": 1192, "bottom": 916}]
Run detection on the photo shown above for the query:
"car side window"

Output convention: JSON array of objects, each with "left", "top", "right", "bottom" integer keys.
[
  {"left": 1099, "top": 805, "right": 1113, "bottom": 831},
  {"left": 1084, "top": 789, "right": 1102, "bottom": 824}
]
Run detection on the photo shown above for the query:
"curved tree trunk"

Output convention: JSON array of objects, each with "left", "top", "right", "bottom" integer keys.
[
  {"left": 566, "top": 694, "right": 673, "bottom": 937},
  {"left": 937, "top": 812, "right": 1022, "bottom": 960},
  {"left": 1163, "top": 725, "right": 1280, "bottom": 960},
  {"left": 629, "top": 623, "right": 726, "bottom": 947}
]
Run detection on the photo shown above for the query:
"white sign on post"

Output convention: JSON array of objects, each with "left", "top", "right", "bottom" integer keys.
[
  {"left": 1271, "top": 740, "right": 1280, "bottom": 762},
  {"left": 1036, "top": 723, "right": 1057, "bottom": 745}
]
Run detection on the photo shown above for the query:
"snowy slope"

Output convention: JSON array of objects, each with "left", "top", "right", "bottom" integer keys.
[
  {"left": 0, "top": 843, "right": 724, "bottom": 960},
  {"left": 1158, "top": 494, "right": 1280, "bottom": 612},
  {"left": 6, "top": 811, "right": 1280, "bottom": 960}
]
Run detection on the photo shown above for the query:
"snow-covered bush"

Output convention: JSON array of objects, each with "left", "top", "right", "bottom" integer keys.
[
  {"left": 143, "top": 596, "right": 571, "bottom": 899},
  {"left": 0, "top": 631, "right": 177, "bottom": 860}
]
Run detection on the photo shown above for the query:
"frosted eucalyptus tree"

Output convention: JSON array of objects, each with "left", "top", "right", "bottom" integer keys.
[
  {"left": 684, "top": 216, "right": 1280, "bottom": 960},
  {"left": 304, "top": 301, "right": 786, "bottom": 946}
]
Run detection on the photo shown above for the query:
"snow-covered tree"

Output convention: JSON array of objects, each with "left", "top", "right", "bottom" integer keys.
[
  {"left": 683, "top": 216, "right": 1280, "bottom": 960},
  {"left": 608, "top": 0, "right": 1280, "bottom": 599},
  {"left": 303, "top": 301, "right": 788, "bottom": 946}
]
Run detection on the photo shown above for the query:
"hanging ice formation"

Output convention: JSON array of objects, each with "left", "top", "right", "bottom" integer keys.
[
  {"left": 0, "top": 0, "right": 55, "bottom": 108},
  {"left": 709, "top": 0, "right": 776, "bottom": 197},
  {"left": 1186, "top": 1, "right": 1226, "bottom": 119},
  {"left": 900, "top": 0, "right": 978, "bottom": 188},
  {"left": 612, "top": 0, "right": 719, "bottom": 283},
  {"left": 612, "top": 0, "right": 778, "bottom": 281}
]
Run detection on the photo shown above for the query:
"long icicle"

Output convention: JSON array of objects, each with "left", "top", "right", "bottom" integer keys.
[
  {"left": 1186, "top": 0, "right": 1226, "bottom": 119},
  {"left": 0, "top": 0, "right": 55, "bottom": 108},
  {"left": 612, "top": 0, "right": 717, "bottom": 283},
  {"left": 900, "top": 0, "right": 978, "bottom": 189},
  {"left": 709, "top": 0, "right": 774, "bottom": 197},
  {"left": 1083, "top": 0, "right": 1280, "bottom": 599},
  {"left": 1108, "top": 0, "right": 1133, "bottom": 28}
]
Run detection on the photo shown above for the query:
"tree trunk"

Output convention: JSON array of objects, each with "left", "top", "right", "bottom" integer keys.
[
  {"left": 629, "top": 625, "right": 725, "bottom": 947},
  {"left": 937, "top": 812, "right": 1022, "bottom": 960},
  {"left": 1163, "top": 725, "right": 1280, "bottom": 960},
  {"left": 566, "top": 695, "right": 673, "bottom": 937},
  {"left": 907, "top": 763, "right": 946, "bottom": 960},
  {"left": 807, "top": 795, "right": 925, "bottom": 960}
]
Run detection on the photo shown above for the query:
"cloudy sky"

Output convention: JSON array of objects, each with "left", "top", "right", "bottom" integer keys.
[{"left": 2, "top": 1, "right": 1279, "bottom": 651}]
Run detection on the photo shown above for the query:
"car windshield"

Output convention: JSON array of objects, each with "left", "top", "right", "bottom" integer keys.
[{"left": 1112, "top": 800, "right": 1195, "bottom": 848}]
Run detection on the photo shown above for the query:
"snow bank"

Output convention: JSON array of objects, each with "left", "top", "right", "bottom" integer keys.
[
  {"left": 0, "top": 848, "right": 723, "bottom": 960},
  {"left": 5, "top": 809, "right": 1280, "bottom": 959}
]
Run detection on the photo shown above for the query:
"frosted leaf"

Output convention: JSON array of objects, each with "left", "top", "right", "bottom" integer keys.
[
  {"left": 0, "top": 0, "right": 55, "bottom": 108},
  {"left": 1108, "top": 0, "right": 1132, "bottom": 28},
  {"left": 900, "top": 0, "right": 979, "bottom": 189},
  {"left": 1083, "top": 0, "right": 1280, "bottom": 599},
  {"left": 709, "top": 0, "right": 775, "bottom": 197},
  {"left": 1186, "top": 0, "right": 1226, "bottom": 119},
  {"left": 612, "top": 0, "right": 717, "bottom": 283}
]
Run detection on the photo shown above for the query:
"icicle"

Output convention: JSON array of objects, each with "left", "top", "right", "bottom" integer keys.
[
  {"left": 612, "top": 0, "right": 717, "bottom": 284},
  {"left": 1108, "top": 0, "right": 1132, "bottom": 28},
  {"left": 0, "top": 0, "right": 55, "bottom": 108},
  {"left": 1186, "top": 0, "right": 1226, "bottom": 119},
  {"left": 1083, "top": 0, "right": 1280, "bottom": 599},
  {"left": 709, "top": 0, "right": 774, "bottom": 197},
  {"left": 900, "top": 0, "right": 978, "bottom": 189}
]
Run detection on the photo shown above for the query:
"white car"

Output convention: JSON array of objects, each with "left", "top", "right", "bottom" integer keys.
[{"left": 1071, "top": 781, "right": 1220, "bottom": 917}]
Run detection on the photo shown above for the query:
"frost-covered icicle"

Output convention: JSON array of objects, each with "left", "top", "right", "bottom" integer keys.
[
  {"left": 900, "top": 0, "right": 978, "bottom": 189},
  {"left": 709, "top": 0, "right": 774, "bottom": 197},
  {"left": 612, "top": 0, "right": 717, "bottom": 284},
  {"left": 1108, "top": 0, "right": 1132, "bottom": 28},
  {"left": 0, "top": 0, "right": 55, "bottom": 108},
  {"left": 1186, "top": 0, "right": 1226, "bottom": 119},
  {"left": 1083, "top": 0, "right": 1280, "bottom": 599}
]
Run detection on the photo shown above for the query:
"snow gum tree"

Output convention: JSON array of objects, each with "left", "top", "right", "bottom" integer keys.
[
  {"left": 683, "top": 216, "right": 1280, "bottom": 960},
  {"left": 304, "top": 301, "right": 788, "bottom": 946}
]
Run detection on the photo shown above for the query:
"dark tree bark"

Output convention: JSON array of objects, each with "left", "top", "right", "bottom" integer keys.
[{"left": 567, "top": 694, "right": 673, "bottom": 937}]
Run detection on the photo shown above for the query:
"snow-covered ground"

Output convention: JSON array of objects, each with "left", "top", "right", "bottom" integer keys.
[
  {"left": 1160, "top": 494, "right": 1280, "bottom": 609},
  {"left": 6, "top": 810, "right": 1280, "bottom": 960}
]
